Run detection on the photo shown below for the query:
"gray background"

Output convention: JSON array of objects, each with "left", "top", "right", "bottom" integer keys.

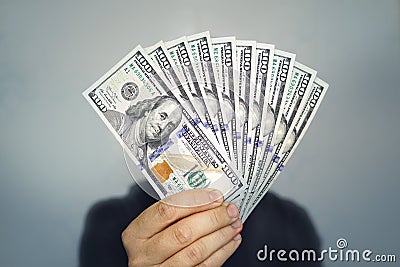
[{"left": 0, "top": 0, "right": 399, "bottom": 266}]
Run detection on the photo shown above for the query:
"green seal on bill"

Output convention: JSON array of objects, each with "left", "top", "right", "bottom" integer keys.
[{"left": 187, "top": 171, "right": 207, "bottom": 188}]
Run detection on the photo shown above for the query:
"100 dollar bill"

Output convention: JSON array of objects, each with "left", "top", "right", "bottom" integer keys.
[
  {"left": 211, "top": 37, "right": 238, "bottom": 160},
  {"left": 83, "top": 45, "right": 243, "bottom": 200},
  {"left": 239, "top": 43, "right": 275, "bottom": 212},
  {"left": 235, "top": 40, "right": 257, "bottom": 176},
  {"left": 187, "top": 32, "right": 224, "bottom": 146},
  {"left": 242, "top": 61, "right": 316, "bottom": 214},
  {"left": 244, "top": 77, "right": 329, "bottom": 220},
  {"left": 259, "top": 62, "right": 317, "bottom": 185},
  {"left": 240, "top": 50, "right": 296, "bottom": 213},
  {"left": 165, "top": 37, "right": 222, "bottom": 150}
]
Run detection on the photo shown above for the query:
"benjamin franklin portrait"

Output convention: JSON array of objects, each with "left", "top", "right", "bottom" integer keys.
[{"left": 104, "top": 95, "right": 183, "bottom": 163}]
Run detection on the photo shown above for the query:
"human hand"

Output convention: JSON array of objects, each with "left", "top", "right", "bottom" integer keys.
[{"left": 122, "top": 189, "right": 243, "bottom": 266}]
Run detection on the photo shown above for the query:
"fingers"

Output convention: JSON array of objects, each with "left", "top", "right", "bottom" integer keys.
[
  {"left": 147, "top": 203, "right": 240, "bottom": 263},
  {"left": 199, "top": 234, "right": 242, "bottom": 267},
  {"left": 123, "top": 189, "right": 224, "bottom": 240},
  {"left": 160, "top": 219, "right": 243, "bottom": 267}
]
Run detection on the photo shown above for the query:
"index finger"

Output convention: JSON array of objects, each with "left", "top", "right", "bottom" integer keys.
[{"left": 124, "top": 188, "right": 224, "bottom": 240}]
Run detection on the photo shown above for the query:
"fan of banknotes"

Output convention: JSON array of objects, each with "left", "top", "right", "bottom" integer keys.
[{"left": 83, "top": 31, "right": 329, "bottom": 222}]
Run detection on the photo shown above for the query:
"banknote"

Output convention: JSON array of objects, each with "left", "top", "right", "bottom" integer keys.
[
  {"left": 244, "top": 77, "right": 329, "bottom": 220},
  {"left": 145, "top": 41, "right": 194, "bottom": 116},
  {"left": 164, "top": 37, "right": 223, "bottom": 150},
  {"left": 242, "top": 61, "right": 316, "bottom": 214},
  {"left": 235, "top": 40, "right": 257, "bottom": 177},
  {"left": 211, "top": 37, "right": 238, "bottom": 160},
  {"left": 82, "top": 31, "right": 329, "bottom": 218},
  {"left": 187, "top": 32, "right": 225, "bottom": 147},
  {"left": 145, "top": 41, "right": 222, "bottom": 154},
  {"left": 83, "top": 45, "right": 243, "bottom": 201},
  {"left": 240, "top": 50, "right": 296, "bottom": 213},
  {"left": 256, "top": 62, "right": 317, "bottom": 189},
  {"left": 238, "top": 43, "right": 275, "bottom": 212}
]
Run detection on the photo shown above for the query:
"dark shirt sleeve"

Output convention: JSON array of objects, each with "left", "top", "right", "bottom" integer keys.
[{"left": 79, "top": 186, "right": 156, "bottom": 267}]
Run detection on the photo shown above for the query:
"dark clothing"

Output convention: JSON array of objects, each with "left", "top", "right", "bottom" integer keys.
[{"left": 79, "top": 185, "right": 321, "bottom": 266}]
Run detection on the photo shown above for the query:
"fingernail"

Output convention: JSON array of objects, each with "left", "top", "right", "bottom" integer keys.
[
  {"left": 231, "top": 220, "right": 241, "bottom": 229},
  {"left": 227, "top": 204, "right": 239, "bottom": 218},
  {"left": 209, "top": 190, "right": 222, "bottom": 201},
  {"left": 233, "top": 233, "right": 242, "bottom": 241}
]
